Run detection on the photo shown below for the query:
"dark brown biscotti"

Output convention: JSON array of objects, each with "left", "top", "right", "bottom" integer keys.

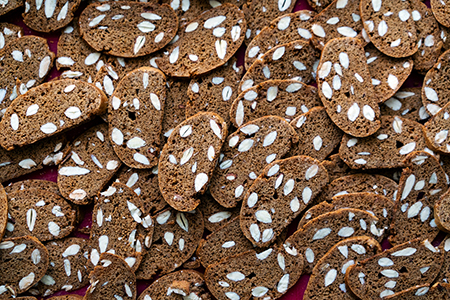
[
  {"left": 157, "top": 3, "right": 246, "bottom": 78},
  {"left": 0, "top": 236, "right": 49, "bottom": 298},
  {"left": 161, "top": 0, "right": 213, "bottom": 26},
  {"left": 436, "top": 235, "right": 450, "bottom": 283},
  {"left": 320, "top": 153, "right": 354, "bottom": 181},
  {"left": 57, "top": 123, "right": 121, "bottom": 204},
  {"left": 162, "top": 79, "right": 189, "bottom": 140},
  {"left": 289, "top": 107, "right": 343, "bottom": 161},
  {"left": 90, "top": 182, "right": 153, "bottom": 272},
  {"left": 345, "top": 239, "right": 443, "bottom": 299},
  {"left": 0, "top": 36, "right": 54, "bottom": 116},
  {"left": 0, "top": 0, "right": 22, "bottom": 16},
  {"left": 381, "top": 87, "right": 430, "bottom": 122},
  {"left": 431, "top": 0, "right": 450, "bottom": 27},
  {"left": 245, "top": 10, "right": 315, "bottom": 69},
  {"left": 385, "top": 283, "right": 450, "bottom": 300},
  {"left": 186, "top": 58, "right": 243, "bottom": 125},
  {"left": 0, "top": 23, "right": 23, "bottom": 50},
  {"left": 303, "top": 236, "right": 382, "bottom": 300},
  {"left": 79, "top": 2, "right": 178, "bottom": 58},
  {"left": 435, "top": 189, "right": 450, "bottom": 232},
  {"left": 205, "top": 246, "right": 303, "bottom": 300},
  {"left": 0, "top": 79, "right": 107, "bottom": 151},
  {"left": 424, "top": 100, "right": 450, "bottom": 154},
  {"left": 136, "top": 208, "right": 204, "bottom": 280},
  {"left": 389, "top": 151, "right": 446, "bottom": 245},
  {"left": 239, "top": 40, "right": 319, "bottom": 93},
  {"left": 339, "top": 116, "right": 427, "bottom": 170},
  {"left": 0, "top": 184, "right": 6, "bottom": 241},
  {"left": 241, "top": 156, "right": 328, "bottom": 247},
  {"left": 307, "top": 0, "right": 333, "bottom": 12},
  {"left": 209, "top": 116, "right": 299, "bottom": 208},
  {"left": 365, "top": 44, "right": 413, "bottom": 103},
  {"left": 159, "top": 112, "right": 227, "bottom": 211},
  {"left": 197, "top": 194, "right": 240, "bottom": 232},
  {"left": 442, "top": 26, "right": 450, "bottom": 51},
  {"left": 230, "top": 80, "right": 321, "bottom": 128},
  {"left": 109, "top": 67, "right": 165, "bottom": 169},
  {"left": 84, "top": 253, "right": 136, "bottom": 300},
  {"left": 285, "top": 208, "right": 384, "bottom": 273},
  {"left": 5, "top": 180, "right": 61, "bottom": 196},
  {"left": 440, "top": 154, "right": 450, "bottom": 186},
  {"left": 317, "top": 37, "right": 380, "bottom": 137},
  {"left": 22, "top": 0, "right": 80, "bottom": 32},
  {"left": 360, "top": 0, "right": 418, "bottom": 58},
  {"left": 94, "top": 64, "right": 120, "bottom": 99}
]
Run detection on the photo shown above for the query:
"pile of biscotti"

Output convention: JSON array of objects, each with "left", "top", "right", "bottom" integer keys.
[{"left": 2, "top": 0, "right": 450, "bottom": 299}]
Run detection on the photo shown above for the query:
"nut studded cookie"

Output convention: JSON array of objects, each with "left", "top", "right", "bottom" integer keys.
[
  {"left": 162, "top": 79, "right": 189, "bottom": 139},
  {"left": 389, "top": 151, "right": 446, "bottom": 246},
  {"left": 0, "top": 23, "right": 23, "bottom": 50},
  {"left": 0, "top": 0, "right": 22, "bottom": 16},
  {"left": 239, "top": 40, "right": 319, "bottom": 93},
  {"left": 79, "top": 2, "right": 178, "bottom": 57},
  {"left": 381, "top": 88, "right": 430, "bottom": 122},
  {"left": 157, "top": 4, "right": 246, "bottom": 78},
  {"left": 84, "top": 253, "right": 136, "bottom": 300},
  {"left": 0, "top": 184, "right": 6, "bottom": 241},
  {"left": 345, "top": 239, "right": 443, "bottom": 299},
  {"left": 205, "top": 246, "right": 303, "bottom": 300},
  {"left": 317, "top": 37, "right": 380, "bottom": 137},
  {"left": 431, "top": 0, "right": 450, "bottom": 28},
  {"left": 360, "top": 0, "right": 418, "bottom": 58},
  {"left": 0, "top": 236, "right": 49, "bottom": 298},
  {"left": 289, "top": 107, "right": 344, "bottom": 161},
  {"left": 245, "top": 10, "right": 315, "bottom": 69},
  {"left": 5, "top": 180, "right": 61, "bottom": 196},
  {"left": 197, "top": 194, "right": 239, "bottom": 232},
  {"left": 159, "top": 112, "right": 227, "bottom": 212},
  {"left": 136, "top": 208, "right": 204, "bottom": 280},
  {"left": 339, "top": 116, "right": 427, "bottom": 170},
  {"left": 209, "top": 116, "right": 298, "bottom": 208},
  {"left": 304, "top": 236, "right": 382, "bottom": 300},
  {"left": 240, "top": 156, "right": 328, "bottom": 247},
  {"left": 424, "top": 101, "right": 450, "bottom": 154},
  {"left": 109, "top": 67, "right": 166, "bottom": 169},
  {"left": 230, "top": 80, "right": 322, "bottom": 128},
  {"left": 384, "top": 283, "right": 450, "bottom": 300},
  {"left": 435, "top": 190, "right": 450, "bottom": 232}
]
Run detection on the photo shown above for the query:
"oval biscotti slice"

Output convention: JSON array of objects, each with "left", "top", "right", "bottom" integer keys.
[
  {"left": 205, "top": 246, "right": 303, "bottom": 300},
  {"left": 197, "top": 194, "right": 240, "bottom": 233},
  {"left": 157, "top": 3, "right": 246, "bottom": 78},
  {"left": 345, "top": 239, "right": 443, "bottom": 299},
  {"left": 209, "top": 116, "right": 298, "bottom": 208},
  {"left": 159, "top": 112, "right": 227, "bottom": 212},
  {"left": 22, "top": 0, "right": 80, "bottom": 32},
  {"left": 230, "top": 80, "right": 321, "bottom": 128},
  {"left": 0, "top": 23, "right": 23, "bottom": 50},
  {"left": 162, "top": 79, "right": 189, "bottom": 140},
  {"left": 240, "top": 156, "right": 328, "bottom": 247},
  {"left": 109, "top": 67, "right": 166, "bottom": 169},
  {"left": 284, "top": 208, "right": 384, "bottom": 273},
  {"left": 317, "top": 37, "right": 380, "bottom": 137},
  {"left": 304, "top": 236, "right": 382, "bottom": 300},
  {"left": 0, "top": 79, "right": 107, "bottom": 150},
  {"left": 0, "top": 183, "right": 6, "bottom": 241},
  {"left": 0, "top": 236, "right": 49, "bottom": 298},
  {"left": 381, "top": 88, "right": 430, "bottom": 122},
  {"left": 79, "top": 2, "right": 178, "bottom": 58},
  {"left": 431, "top": 0, "right": 450, "bottom": 28},
  {"left": 424, "top": 100, "right": 450, "bottom": 154}
]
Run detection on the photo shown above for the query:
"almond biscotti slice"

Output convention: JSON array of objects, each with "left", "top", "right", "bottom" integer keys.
[
  {"left": 431, "top": 0, "right": 450, "bottom": 28},
  {"left": 422, "top": 49, "right": 450, "bottom": 115},
  {"left": 424, "top": 100, "right": 450, "bottom": 154},
  {"left": 22, "top": 0, "right": 80, "bottom": 32}
]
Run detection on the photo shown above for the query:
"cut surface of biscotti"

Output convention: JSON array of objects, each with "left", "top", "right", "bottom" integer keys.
[
  {"left": 5, "top": 180, "right": 61, "bottom": 196},
  {"left": 0, "top": 183, "right": 6, "bottom": 241},
  {"left": 22, "top": 0, "right": 80, "bottom": 32},
  {"left": 0, "top": 79, "right": 107, "bottom": 150},
  {"left": 159, "top": 112, "right": 227, "bottom": 211},
  {"left": 435, "top": 189, "right": 450, "bottom": 232},
  {"left": 157, "top": 3, "right": 246, "bottom": 77},
  {"left": 381, "top": 87, "right": 430, "bottom": 122},
  {"left": 317, "top": 37, "right": 380, "bottom": 137},
  {"left": 0, "top": 236, "right": 49, "bottom": 298},
  {"left": 424, "top": 100, "right": 450, "bottom": 154},
  {"left": 436, "top": 235, "right": 450, "bottom": 283},
  {"left": 0, "top": 0, "right": 23, "bottom": 16},
  {"left": 0, "top": 23, "right": 23, "bottom": 50},
  {"left": 79, "top": 2, "right": 178, "bottom": 58},
  {"left": 384, "top": 283, "right": 450, "bottom": 300},
  {"left": 431, "top": 0, "right": 450, "bottom": 28},
  {"left": 345, "top": 239, "right": 443, "bottom": 299},
  {"left": 161, "top": 0, "right": 213, "bottom": 26},
  {"left": 162, "top": 79, "right": 189, "bottom": 139},
  {"left": 94, "top": 63, "right": 120, "bottom": 99},
  {"left": 197, "top": 194, "right": 240, "bottom": 232},
  {"left": 241, "top": 156, "right": 328, "bottom": 247},
  {"left": 304, "top": 236, "right": 382, "bottom": 300},
  {"left": 209, "top": 116, "right": 298, "bottom": 208},
  {"left": 230, "top": 80, "right": 321, "bottom": 128}
]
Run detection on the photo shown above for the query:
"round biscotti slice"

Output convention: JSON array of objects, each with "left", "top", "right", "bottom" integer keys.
[
  {"left": 431, "top": 0, "right": 450, "bottom": 27},
  {"left": 186, "top": 58, "right": 243, "bottom": 125},
  {"left": 384, "top": 283, "right": 450, "bottom": 299},
  {"left": 381, "top": 88, "right": 430, "bottom": 122},
  {"left": 109, "top": 67, "right": 165, "bottom": 169},
  {"left": 339, "top": 116, "right": 427, "bottom": 170},
  {"left": 389, "top": 151, "right": 446, "bottom": 245},
  {"left": 85, "top": 253, "right": 136, "bottom": 300},
  {"left": 0, "top": 0, "right": 22, "bottom": 16},
  {"left": 205, "top": 246, "right": 303, "bottom": 300},
  {"left": 197, "top": 194, "right": 240, "bottom": 232},
  {"left": 304, "top": 236, "right": 382, "bottom": 300},
  {"left": 239, "top": 40, "right": 319, "bottom": 93},
  {"left": 317, "top": 37, "right": 380, "bottom": 137},
  {"left": 159, "top": 112, "right": 227, "bottom": 212},
  {"left": 22, "top": 0, "right": 80, "bottom": 32},
  {"left": 360, "top": 0, "right": 418, "bottom": 58},
  {"left": 79, "top": 2, "right": 178, "bottom": 58},
  {"left": 138, "top": 269, "right": 211, "bottom": 300},
  {"left": 230, "top": 80, "right": 321, "bottom": 128},
  {"left": 422, "top": 49, "right": 450, "bottom": 115},
  {"left": 157, "top": 3, "right": 246, "bottom": 78},
  {"left": 209, "top": 116, "right": 299, "bottom": 208},
  {"left": 0, "top": 183, "right": 7, "bottom": 241},
  {"left": 0, "top": 23, "right": 23, "bottom": 50},
  {"left": 240, "top": 156, "right": 328, "bottom": 247},
  {"left": 0, "top": 236, "right": 49, "bottom": 298},
  {"left": 245, "top": 10, "right": 315, "bottom": 69},
  {"left": 284, "top": 208, "right": 384, "bottom": 273},
  {"left": 435, "top": 190, "right": 450, "bottom": 232},
  {"left": 136, "top": 208, "right": 204, "bottom": 280},
  {"left": 345, "top": 239, "right": 443, "bottom": 299},
  {"left": 5, "top": 180, "right": 61, "bottom": 196},
  {"left": 58, "top": 123, "right": 121, "bottom": 205},
  {"left": 289, "top": 107, "right": 344, "bottom": 161},
  {"left": 0, "top": 79, "right": 107, "bottom": 150},
  {"left": 162, "top": 79, "right": 189, "bottom": 140}
]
